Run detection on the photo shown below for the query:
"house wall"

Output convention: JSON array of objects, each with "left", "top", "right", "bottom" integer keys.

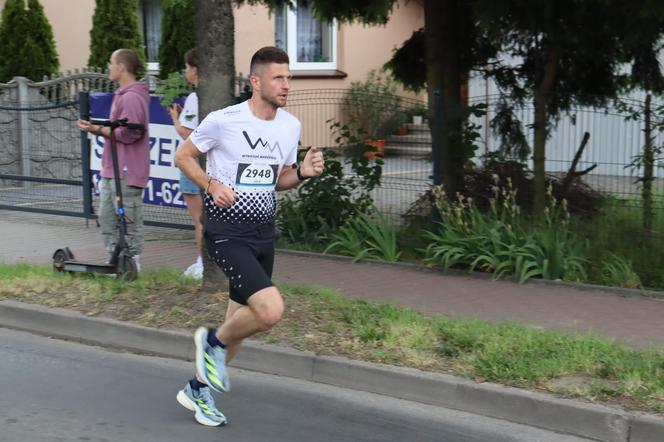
[
  {"left": 0, "top": 0, "right": 425, "bottom": 149},
  {"left": 1, "top": 0, "right": 424, "bottom": 96}
]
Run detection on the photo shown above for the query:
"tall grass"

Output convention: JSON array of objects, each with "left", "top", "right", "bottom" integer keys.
[
  {"left": 422, "top": 180, "right": 587, "bottom": 283},
  {"left": 324, "top": 207, "right": 401, "bottom": 262},
  {"left": 570, "top": 197, "right": 664, "bottom": 289}
]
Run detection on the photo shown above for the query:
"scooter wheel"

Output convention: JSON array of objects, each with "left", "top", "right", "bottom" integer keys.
[
  {"left": 53, "top": 249, "right": 68, "bottom": 273},
  {"left": 119, "top": 255, "right": 138, "bottom": 281}
]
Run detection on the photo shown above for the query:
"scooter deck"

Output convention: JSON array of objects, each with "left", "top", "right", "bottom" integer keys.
[{"left": 61, "top": 261, "right": 117, "bottom": 274}]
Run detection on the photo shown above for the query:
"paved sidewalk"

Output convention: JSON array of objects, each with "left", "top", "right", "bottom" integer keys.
[{"left": 2, "top": 210, "right": 664, "bottom": 349}]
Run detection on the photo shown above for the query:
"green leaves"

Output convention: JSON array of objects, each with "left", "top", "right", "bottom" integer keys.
[
  {"left": 276, "top": 122, "right": 383, "bottom": 247},
  {"left": 600, "top": 253, "right": 642, "bottom": 289},
  {"left": 324, "top": 208, "right": 401, "bottom": 262},
  {"left": 154, "top": 71, "right": 192, "bottom": 106},
  {"left": 88, "top": 0, "right": 146, "bottom": 76},
  {"left": 341, "top": 69, "right": 406, "bottom": 140},
  {"left": 158, "top": 0, "right": 196, "bottom": 79},
  {"left": 423, "top": 183, "right": 588, "bottom": 283},
  {"left": 0, "top": 0, "right": 59, "bottom": 82}
]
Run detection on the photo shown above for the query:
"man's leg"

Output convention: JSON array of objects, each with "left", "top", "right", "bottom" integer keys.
[
  {"left": 120, "top": 179, "right": 144, "bottom": 258},
  {"left": 215, "top": 286, "right": 284, "bottom": 346},
  {"left": 99, "top": 178, "right": 117, "bottom": 255},
  {"left": 223, "top": 299, "right": 245, "bottom": 363},
  {"left": 194, "top": 238, "right": 280, "bottom": 393},
  {"left": 179, "top": 297, "right": 244, "bottom": 427}
]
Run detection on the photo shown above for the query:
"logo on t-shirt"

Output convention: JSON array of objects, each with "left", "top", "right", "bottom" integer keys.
[{"left": 242, "top": 131, "right": 284, "bottom": 159}]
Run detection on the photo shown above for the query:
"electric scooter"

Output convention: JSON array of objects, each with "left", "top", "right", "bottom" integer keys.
[{"left": 53, "top": 118, "right": 145, "bottom": 281}]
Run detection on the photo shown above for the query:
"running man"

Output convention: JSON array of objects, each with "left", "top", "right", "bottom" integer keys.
[{"left": 173, "top": 46, "right": 324, "bottom": 426}]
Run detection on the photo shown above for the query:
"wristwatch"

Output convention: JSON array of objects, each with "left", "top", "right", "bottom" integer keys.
[{"left": 296, "top": 166, "right": 308, "bottom": 181}]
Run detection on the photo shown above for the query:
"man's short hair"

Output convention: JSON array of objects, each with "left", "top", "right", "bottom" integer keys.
[
  {"left": 184, "top": 48, "right": 198, "bottom": 69},
  {"left": 250, "top": 47, "right": 290, "bottom": 76},
  {"left": 114, "top": 48, "right": 140, "bottom": 76}
]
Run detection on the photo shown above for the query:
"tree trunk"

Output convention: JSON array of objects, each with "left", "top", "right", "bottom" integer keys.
[
  {"left": 425, "top": 0, "right": 464, "bottom": 198},
  {"left": 195, "top": 0, "right": 235, "bottom": 292},
  {"left": 642, "top": 94, "right": 653, "bottom": 233},
  {"left": 532, "top": 47, "right": 558, "bottom": 214},
  {"left": 532, "top": 90, "right": 547, "bottom": 213}
]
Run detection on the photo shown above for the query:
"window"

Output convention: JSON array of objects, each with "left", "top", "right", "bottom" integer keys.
[
  {"left": 275, "top": 2, "right": 337, "bottom": 71},
  {"left": 138, "top": 0, "right": 163, "bottom": 72}
]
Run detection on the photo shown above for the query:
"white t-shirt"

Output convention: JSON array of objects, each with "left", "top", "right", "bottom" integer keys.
[
  {"left": 178, "top": 92, "right": 198, "bottom": 130},
  {"left": 190, "top": 100, "right": 300, "bottom": 239}
]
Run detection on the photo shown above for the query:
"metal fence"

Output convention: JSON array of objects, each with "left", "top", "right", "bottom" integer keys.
[
  {"left": 2, "top": 73, "right": 663, "bottom": 228},
  {"left": 284, "top": 89, "right": 431, "bottom": 217},
  {"left": 0, "top": 72, "right": 251, "bottom": 227},
  {"left": 469, "top": 94, "right": 664, "bottom": 207}
]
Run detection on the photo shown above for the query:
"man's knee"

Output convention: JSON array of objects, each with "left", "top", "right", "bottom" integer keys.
[{"left": 250, "top": 287, "right": 284, "bottom": 331}]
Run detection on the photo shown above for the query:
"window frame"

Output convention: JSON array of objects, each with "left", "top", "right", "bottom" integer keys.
[{"left": 280, "top": 4, "right": 338, "bottom": 71}]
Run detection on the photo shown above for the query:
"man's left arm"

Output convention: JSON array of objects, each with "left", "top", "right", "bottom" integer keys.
[{"left": 276, "top": 147, "right": 324, "bottom": 191}]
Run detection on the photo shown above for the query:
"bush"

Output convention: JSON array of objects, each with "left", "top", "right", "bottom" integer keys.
[
  {"left": 422, "top": 180, "right": 588, "bottom": 283},
  {"left": 88, "top": 0, "right": 146, "bottom": 77},
  {"left": 342, "top": 69, "right": 406, "bottom": 140},
  {"left": 0, "top": 0, "right": 59, "bottom": 82},
  {"left": 158, "top": 0, "right": 195, "bottom": 79},
  {"left": 324, "top": 207, "right": 401, "bottom": 262},
  {"left": 276, "top": 122, "right": 382, "bottom": 246}
]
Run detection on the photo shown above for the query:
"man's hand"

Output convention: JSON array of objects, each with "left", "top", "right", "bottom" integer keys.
[
  {"left": 77, "top": 119, "right": 97, "bottom": 134},
  {"left": 299, "top": 147, "right": 325, "bottom": 178},
  {"left": 208, "top": 180, "right": 237, "bottom": 208}
]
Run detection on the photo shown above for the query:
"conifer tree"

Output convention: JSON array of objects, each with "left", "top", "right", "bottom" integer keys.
[
  {"left": 88, "top": 0, "right": 146, "bottom": 77},
  {"left": 0, "top": 0, "right": 59, "bottom": 82},
  {"left": 158, "top": 0, "right": 196, "bottom": 79},
  {"left": 26, "top": 0, "right": 59, "bottom": 78}
]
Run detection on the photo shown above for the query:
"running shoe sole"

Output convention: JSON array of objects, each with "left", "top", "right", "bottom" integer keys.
[{"left": 176, "top": 389, "right": 227, "bottom": 427}]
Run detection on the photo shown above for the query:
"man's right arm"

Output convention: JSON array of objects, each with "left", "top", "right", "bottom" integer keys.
[{"left": 174, "top": 139, "right": 238, "bottom": 208}]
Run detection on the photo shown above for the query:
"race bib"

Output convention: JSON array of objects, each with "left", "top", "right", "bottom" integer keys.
[{"left": 236, "top": 162, "right": 279, "bottom": 188}]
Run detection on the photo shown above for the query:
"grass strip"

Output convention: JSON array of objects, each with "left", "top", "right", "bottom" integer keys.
[{"left": 1, "top": 264, "right": 663, "bottom": 414}]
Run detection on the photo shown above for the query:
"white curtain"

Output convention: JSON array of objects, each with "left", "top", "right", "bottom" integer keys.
[
  {"left": 296, "top": 2, "right": 323, "bottom": 62},
  {"left": 275, "top": 7, "right": 287, "bottom": 50},
  {"left": 141, "top": 0, "right": 162, "bottom": 63}
]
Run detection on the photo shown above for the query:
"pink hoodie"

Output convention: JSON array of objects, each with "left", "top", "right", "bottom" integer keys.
[{"left": 101, "top": 81, "right": 150, "bottom": 188}]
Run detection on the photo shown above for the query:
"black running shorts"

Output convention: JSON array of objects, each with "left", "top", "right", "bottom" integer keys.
[{"left": 205, "top": 235, "right": 275, "bottom": 305}]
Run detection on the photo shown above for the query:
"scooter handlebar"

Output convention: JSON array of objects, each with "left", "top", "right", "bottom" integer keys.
[{"left": 90, "top": 118, "right": 144, "bottom": 131}]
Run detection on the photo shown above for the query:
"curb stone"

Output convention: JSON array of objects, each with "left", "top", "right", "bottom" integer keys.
[{"left": 1, "top": 300, "right": 663, "bottom": 442}]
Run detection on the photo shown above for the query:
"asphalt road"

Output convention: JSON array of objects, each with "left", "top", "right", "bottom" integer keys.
[{"left": 0, "top": 328, "right": 591, "bottom": 442}]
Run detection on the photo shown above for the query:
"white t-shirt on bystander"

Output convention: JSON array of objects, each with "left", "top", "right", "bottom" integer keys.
[{"left": 179, "top": 92, "right": 199, "bottom": 130}]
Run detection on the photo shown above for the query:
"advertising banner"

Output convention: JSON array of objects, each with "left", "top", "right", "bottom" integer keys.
[{"left": 89, "top": 92, "right": 186, "bottom": 208}]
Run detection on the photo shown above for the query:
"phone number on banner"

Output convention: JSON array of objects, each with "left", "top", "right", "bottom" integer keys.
[{"left": 91, "top": 172, "right": 186, "bottom": 208}]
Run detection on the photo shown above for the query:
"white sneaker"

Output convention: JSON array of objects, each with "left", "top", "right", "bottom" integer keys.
[
  {"left": 133, "top": 255, "right": 141, "bottom": 273},
  {"left": 184, "top": 261, "right": 203, "bottom": 279}
]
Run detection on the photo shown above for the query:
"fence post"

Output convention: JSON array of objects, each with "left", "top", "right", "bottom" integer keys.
[
  {"left": 79, "top": 91, "right": 93, "bottom": 219},
  {"left": 431, "top": 90, "right": 442, "bottom": 231},
  {"left": 16, "top": 77, "right": 31, "bottom": 186}
]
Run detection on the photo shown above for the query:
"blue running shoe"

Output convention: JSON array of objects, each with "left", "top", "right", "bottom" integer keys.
[
  {"left": 194, "top": 327, "right": 230, "bottom": 393},
  {"left": 176, "top": 383, "right": 227, "bottom": 427}
]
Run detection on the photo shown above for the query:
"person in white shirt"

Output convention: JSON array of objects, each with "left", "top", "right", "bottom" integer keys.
[
  {"left": 174, "top": 46, "right": 324, "bottom": 427},
  {"left": 168, "top": 48, "right": 204, "bottom": 279}
]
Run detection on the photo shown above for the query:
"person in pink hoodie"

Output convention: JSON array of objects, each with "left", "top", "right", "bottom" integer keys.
[{"left": 77, "top": 48, "right": 150, "bottom": 269}]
